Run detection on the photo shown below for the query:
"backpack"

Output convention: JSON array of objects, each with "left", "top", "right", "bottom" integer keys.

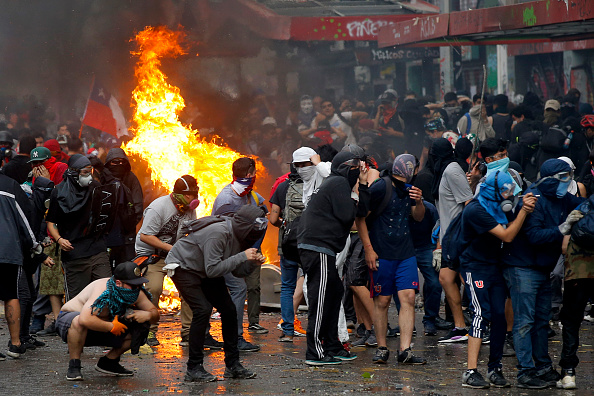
[
  {"left": 539, "top": 126, "right": 567, "bottom": 154},
  {"left": 441, "top": 209, "right": 469, "bottom": 270},
  {"left": 365, "top": 175, "right": 393, "bottom": 225},
  {"left": 463, "top": 113, "right": 472, "bottom": 136},
  {"left": 571, "top": 196, "right": 594, "bottom": 248},
  {"left": 280, "top": 180, "right": 305, "bottom": 262}
]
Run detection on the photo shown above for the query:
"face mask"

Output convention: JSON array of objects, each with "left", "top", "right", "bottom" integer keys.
[
  {"left": 556, "top": 180, "right": 571, "bottom": 198},
  {"left": 172, "top": 193, "right": 199, "bottom": 212},
  {"left": 296, "top": 166, "right": 316, "bottom": 182},
  {"left": 77, "top": 174, "right": 93, "bottom": 188},
  {"left": 347, "top": 168, "right": 360, "bottom": 188},
  {"left": 107, "top": 163, "right": 126, "bottom": 179},
  {"left": 486, "top": 156, "right": 510, "bottom": 174},
  {"left": 300, "top": 99, "right": 313, "bottom": 114},
  {"left": 231, "top": 176, "right": 256, "bottom": 197}
]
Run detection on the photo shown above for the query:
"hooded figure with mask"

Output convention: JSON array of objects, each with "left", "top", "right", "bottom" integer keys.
[
  {"left": 46, "top": 154, "right": 112, "bottom": 300},
  {"left": 101, "top": 148, "right": 144, "bottom": 269},
  {"left": 164, "top": 205, "right": 267, "bottom": 382},
  {"left": 502, "top": 158, "right": 584, "bottom": 388},
  {"left": 290, "top": 146, "right": 331, "bottom": 206},
  {"left": 356, "top": 154, "right": 426, "bottom": 365},
  {"left": 458, "top": 172, "right": 537, "bottom": 389},
  {"left": 297, "top": 151, "right": 366, "bottom": 365}
]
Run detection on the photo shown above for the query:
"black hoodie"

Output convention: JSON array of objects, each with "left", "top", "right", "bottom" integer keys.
[{"left": 297, "top": 151, "right": 359, "bottom": 255}]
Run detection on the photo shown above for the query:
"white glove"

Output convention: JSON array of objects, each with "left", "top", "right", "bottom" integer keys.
[
  {"left": 559, "top": 210, "right": 584, "bottom": 235},
  {"left": 432, "top": 249, "right": 442, "bottom": 272}
]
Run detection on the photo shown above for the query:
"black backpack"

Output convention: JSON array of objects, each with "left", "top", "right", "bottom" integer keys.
[
  {"left": 441, "top": 209, "right": 469, "bottom": 270},
  {"left": 571, "top": 196, "right": 594, "bottom": 248},
  {"left": 539, "top": 126, "right": 567, "bottom": 154}
]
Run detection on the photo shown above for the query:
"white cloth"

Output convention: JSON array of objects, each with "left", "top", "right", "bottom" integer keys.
[{"left": 301, "top": 162, "right": 331, "bottom": 206}]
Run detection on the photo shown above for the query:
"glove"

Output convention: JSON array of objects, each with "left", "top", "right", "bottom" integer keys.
[
  {"left": 558, "top": 210, "right": 584, "bottom": 235},
  {"left": 432, "top": 249, "right": 442, "bottom": 272},
  {"left": 110, "top": 315, "right": 128, "bottom": 336}
]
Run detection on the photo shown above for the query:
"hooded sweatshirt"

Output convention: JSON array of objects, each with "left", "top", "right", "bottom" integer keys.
[
  {"left": 165, "top": 205, "right": 266, "bottom": 279},
  {"left": 457, "top": 105, "right": 496, "bottom": 142},
  {"left": 503, "top": 159, "right": 584, "bottom": 271},
  {"left": 297, "top": 151, "right": 360, "bottom": 256}
]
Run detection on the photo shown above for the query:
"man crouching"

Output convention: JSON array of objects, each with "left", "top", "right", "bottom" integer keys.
[{"left": 56, "top": 261, "right": 159, "bottom": 381}]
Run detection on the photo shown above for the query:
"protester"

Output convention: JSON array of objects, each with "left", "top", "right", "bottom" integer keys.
[
  {"left": 43, "top": 138, "right": 70, "bottom": 164},
  {"left": 1, "top": 135, "right": 36, "bottom": 184}
]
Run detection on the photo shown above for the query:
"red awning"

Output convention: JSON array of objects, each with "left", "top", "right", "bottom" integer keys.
[
  {"left": 507, "top": 39, "right": 594, "bottom": 57},
  {"left": 378, "top": 0, "right": 594, "bottom": 48}
]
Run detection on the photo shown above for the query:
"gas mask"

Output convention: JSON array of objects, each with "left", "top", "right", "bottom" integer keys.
[
  {"left": 494, "top": 171, "right": 516, "bottom": 212},
  {"left": 77, "top": 174, "right": 93, "bottom": 188}
]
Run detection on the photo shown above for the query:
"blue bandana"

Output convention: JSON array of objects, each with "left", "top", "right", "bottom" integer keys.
[
  {"left": 90, "top": 277, "right": 151, "bottom": 319},
  {"left": 477, "top": 171, "right": 515, "bottom": 225}
]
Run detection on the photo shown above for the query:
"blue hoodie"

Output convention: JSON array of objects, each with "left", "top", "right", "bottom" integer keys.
[{"left": 503, "top": 159, "right": 584, "bottom": 272}]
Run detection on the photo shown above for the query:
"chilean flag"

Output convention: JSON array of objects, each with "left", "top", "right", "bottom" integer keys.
[{"left": 81, "top": 79, "right": 128, "bottom": 138}]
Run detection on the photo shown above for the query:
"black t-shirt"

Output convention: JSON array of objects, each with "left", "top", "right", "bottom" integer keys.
[
  {"left": 270, "top": 179, "right": 290, "bottom": 211},
  {"left": 45, "top": 187, "right": 106, "bottom": 261},
  {"left": 459, "top": 199, "right": 501, "bottom": 268}
]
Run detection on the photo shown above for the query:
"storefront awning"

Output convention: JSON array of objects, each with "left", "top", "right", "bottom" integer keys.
[{"left": 378, "top": 0, "right": 594, "bottom": 48}]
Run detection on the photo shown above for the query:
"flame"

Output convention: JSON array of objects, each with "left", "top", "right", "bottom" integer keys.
[
  {"left": 159, "top": 276, "right": 181, "bottom": 312},
  {"left": 124, "top": 26, "right": 263, "bottom": 217}
]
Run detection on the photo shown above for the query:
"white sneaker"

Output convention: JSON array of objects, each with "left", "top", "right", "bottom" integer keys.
[{"left": 556, "top": 370, "right": 576, "bottom": 389}]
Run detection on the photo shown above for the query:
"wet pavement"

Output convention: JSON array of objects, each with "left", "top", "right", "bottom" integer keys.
[{"left": 1, "top": 308, "right": 593, "bottom": 395}]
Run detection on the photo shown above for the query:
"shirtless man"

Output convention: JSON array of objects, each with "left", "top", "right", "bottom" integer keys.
[{"left": 56, "top": 261, "right": 159, "bottom": 381}]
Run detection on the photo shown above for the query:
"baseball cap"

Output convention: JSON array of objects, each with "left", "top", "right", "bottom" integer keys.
[
  {"left": 57, "top": 135, "right": 68, "bottom": 145},
  {"left": 114, "top": 261, "right": 149, "bottom": 286},
  {"left": 380, "top": 91, "right": 397, "bottom": 103},
  {"left": 173, "top": 175, "right": 199, "bottom": 195},
  {"left": 292, "top": 147, "right": 316, "bottom": 163},
  {"left": 28, "top": 147, "right": 51, "bottom": 163},
  {"left": 544, "top": 99, "right": 560, "bottom": 111},
  {"left": 262, "top": 117, "right": 277, "bottom": 127}
]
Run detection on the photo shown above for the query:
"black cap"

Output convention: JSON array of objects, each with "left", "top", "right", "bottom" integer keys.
[
  {"left": 173, "top": 175, "right": 199, "bottom": 195},
  {"left": 114, "top": 261, "right": 149, "bottom": 285},
  {"left": 380, "top": 92, "right": 397, "bottom": 103}
]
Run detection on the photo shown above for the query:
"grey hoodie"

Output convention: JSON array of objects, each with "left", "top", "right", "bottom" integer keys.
[{"left": 457, "top": 105, "right": 495, "bottom": 141}]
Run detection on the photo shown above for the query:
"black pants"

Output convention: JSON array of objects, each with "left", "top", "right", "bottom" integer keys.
[
  {"left": 299, "top": 249, "right": 344, "bottom": 361},
  {"left": 171, "top": 268, "right": 239, "bottom": 370},
  {"left": 108, "top": 244, "right": 136, "bottom": 273},
  {"left": 18, "top": 262, "right": 38, "bottom": 339},
  {"left": 559, "top": 279, "right": 594, "bottom": 370}
]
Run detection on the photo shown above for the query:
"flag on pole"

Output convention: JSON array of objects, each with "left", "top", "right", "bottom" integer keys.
[{"left": 81, "top": 79, "right": 128, "bottom": 138}]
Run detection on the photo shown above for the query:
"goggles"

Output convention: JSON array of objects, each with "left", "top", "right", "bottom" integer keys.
[
  {"left": 342, "top": 158, "right": 361, "bottom": 168},
  {"left": 500, "top": 182, "right": 516, "bottom": 199},
  {"left": 552, "top": 171, "right": 573, "bottom": 183}
]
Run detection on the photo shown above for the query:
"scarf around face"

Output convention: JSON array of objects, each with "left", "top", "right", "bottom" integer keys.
[
  {"left": 56, "top": 155, "right": 93, "bottom": 213},
  {"left": 231, "top": 176, "right": 256, "bottom": 197},
  {"left": 90, "top": 277, "right": 150, "bottom": 320}
]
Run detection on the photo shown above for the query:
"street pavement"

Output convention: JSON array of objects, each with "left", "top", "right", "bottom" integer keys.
[{"left": 1, "top": 308, "right": 592, "bottom": 395}]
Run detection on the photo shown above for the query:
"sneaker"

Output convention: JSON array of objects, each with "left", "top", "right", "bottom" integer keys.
[
  {"left": 66, "top": 359, "right": 83, "bottom": 381},
  {"left": 372, "top": 347, "right": 390, "bottom": 364},
  {"left": 536, "top": 367, "right": 562, "bottom": 387},
  {"left": 487, "top": 368, "right": 511, "bottom": 388},
  {"left": 247, "top": 323, "right": 268, "bottom": 334},
  {"left": 551, "top": 307, "right": 560, "bottom": 322},
  {"left": 37, "top": 321, "right": 57, "bottom": 337},
  {"left": 356, "top": 323, "right": 366, "bottom": 338},
  {"left": 332, "top": 349, "right": 357, "bottom": 361},
  {"left": 556, "top": 368, "right": 576, "bottom": 389},
  {"left": 517, "top": 373, "right": 548, "bottom": 389},
  {"left": 237, "top": 338, "right": 260, "bottom": 352},
  {"left": 224, "top": 363, "right": 256, "bottom": 379},
  {"left": 185, "top": 365, "right": 217, "bottom": 382},
  {"left": 179, "top": 336, "right": 189, "bottom": 347},
  {"left": 146, "top": 332, "right": 160, "bottom": 346},
  {"left": 435, "top": 317, "right": 454, "bottom": 330},
  {"left": 438, "top": 327, "right": 468, "bottom": 343},
  {"left": 276, "top": 319, "right": 283, "bottom": 331},
  {"left": 350, "top": 330, "right": 369, "bottom": 348},
  {"left": 0, "top": 352, "right": 5, "bottom": 361},
  {"left": 547, "top": 325, "right": 556, "bottom": 338},
  {"left": 584, "top": 314, "right": 594, "bottom": 322},
  {"left": 293, "top": 318, "right": 306, "bottom": 337},
  {"left": 29, "top": 315, "right": 45, "bottom": 334},
  {"left": 365, "top": 330, "right": 378, "bottom": 347},
  {"left": 21, "top": 335, "right": 46, "bottom": 349},
  {"left": 6, "top": 341, "right": 26, "bottom": 358},
  {"left": 204, "top": 333, "right": 224, "bottom": 350},
  {"left": 462, "top": 369, "right": 490, "bottom": 389},
  {"left": 462, "top": 310, "right": 473, "bottom": 326},
  {"left": 397, "top": 347, "right": 426, "bottom": 365},
  {"left": 424, "top": 321, "right": 437, "bottom": 336},
  {"left": 278, "top": 334, "right": 293, "bottom": 343},
  {"left": 305, "top": 355, "right": 342, "bottom": 366},
  {"left": 502, "top": 336, "right": 515, "bottom": 357},
  {"left": 94, "top": 356, "right": 134, "bottom": 377},
  {"left": 346, "top": 320, "right": 356, "bottom": 330},
  {"left": 482, "top": 327, "right": 491, "bottom": 344},
  {"left": 390, "top": 325, "right": 416, "bottom": 337}
]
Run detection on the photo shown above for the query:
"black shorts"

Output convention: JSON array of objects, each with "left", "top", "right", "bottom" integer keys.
[
  {"left": 443, "top": 257, "right": 460, "bottom": 272},
  {"left": 0, "top": 264, "right": 22, "bottom": 301},
  {"left": 56, "top": 311, "right": 127, "bottom": 348},
  {"left": 345, "top": 235, "right": 368, "bottom": 287}
]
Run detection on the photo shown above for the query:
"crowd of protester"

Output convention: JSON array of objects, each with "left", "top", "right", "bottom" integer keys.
[{"left": 1, "top": 86, "right": 593, "bottom": 390}]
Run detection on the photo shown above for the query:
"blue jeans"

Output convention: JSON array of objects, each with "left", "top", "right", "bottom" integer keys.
[
  {"left": 224, "top": 272, "right": 247, "bottom": 337},
  {"left": 280, "top": 256, "right": 299, "bottom": 336},
  {"left": 504, "top": 266, "right": 553, "bottom": 378},
  {"left": 415, "top": 246, "right": 442, "bottom": 325}
]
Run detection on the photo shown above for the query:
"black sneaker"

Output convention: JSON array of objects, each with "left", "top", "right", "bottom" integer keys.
[
  {"left": 6, "top": 341, "right": 26, "bottom": 358},
  {"left": 224, "top": 363, "right": 257, "bottom": 379},
  {"left": 305, "top": 355, "right": 342, "bottom": 366},
  {"left": 185, "top": 365, "right": 217, "bottom": 382},
  {"left": 435, "top": 317, "right": 454, "bottom": 330},
  {"left": 37, "top": 321, "right": 57, "bottom": 337},
  {"left": 350, "top": 330, "right": 370, "bottom": 348},
  {"left": 29, "top": 315, "right": 45, "bottom": 334},
  {"left": 247, "top": 324, "right": 269, "bottom": 334},
  {"left": 502, "top": 336, "right": 515, "bottom": 357},
  {"left": 66, "top": 359, "right": 83, "bottom": 381},
  {"left": 438, "top": 328, "right": 468, "bottom": 343},
  {"left": 356, "top": 323, "right": 366, "bottom": 338},
  {"left": 237, "top": 338, "right": 260, "bottom": 352},
  {"left": 386, "top": 324, "right": 398, "bottom": 337},
  {"left": 424, "top": 321, "right": 437, "bottom": 336},
  {"left": 517, "top": 373, "right": 548, "bottom": 389},
  {"left": 462, "top": 369, "right": 490, "bottom": 389},
  {"left": 365, "top": 330, "right": 378, "bottom": 347},
  {"left": 204, "top": 333, "right": 224, "bottom": 350},
  {"left": 537, "top": 367, "right": 562, "bottom": 387},
  {"left": 146, "top": 331, "right": 160, "bottom": 347},
  {"left": 372, "top": 347, "right": 390, "bottom": 364},
  {"left": 331, "top": 349, "right": 357, "bottom": 361},
  {"left": 547, "top": 325, "right": 557, "bottom": 338},
  {"left": 21, "top": 335, "right": 46, "bottom": 349},
  {"left": 462, "top": 310, "right": 473, "bottom": 326},
  {"left": 487, "top": 368, "right": 511, "bottom": 388},
  {"left": 0, "top": 351, "right": 6, "bottom": 361},
  {"left": 94, "top": 356, "right": 134, "bottom": 377},
  {"left": 482, "top": 327, "right": 491, "bottom": 344},
  {"left": 397, "top": 347, "right": 426, "bottom": 365}
]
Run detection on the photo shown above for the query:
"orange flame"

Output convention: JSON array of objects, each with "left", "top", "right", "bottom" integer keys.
[{"left": 124, "top": 26, "right": 260, "bottom": 217}]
